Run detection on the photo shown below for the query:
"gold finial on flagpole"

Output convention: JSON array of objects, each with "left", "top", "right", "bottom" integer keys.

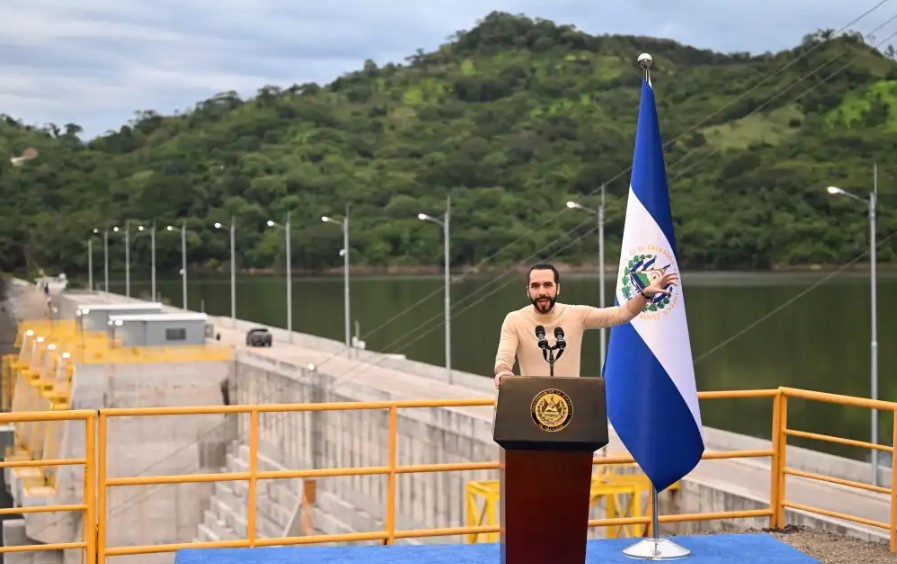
[{"left": 638, "top": 52, "right": 653, "bottom": 86}]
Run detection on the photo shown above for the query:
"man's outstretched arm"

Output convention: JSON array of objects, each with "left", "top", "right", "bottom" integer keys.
[
  {"left": 581, "top": 293, "right": 649, "bottom": 329},
  {"left": 581, "top": 271, "right": 681, "bottom": 329},
  {"left": 494, "top": 313, "right": 518, "bottom": 388}
]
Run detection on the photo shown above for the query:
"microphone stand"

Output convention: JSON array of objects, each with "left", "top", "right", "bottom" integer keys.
[{"left": 540, "top": 333, "right": 566, "bottom": 377}]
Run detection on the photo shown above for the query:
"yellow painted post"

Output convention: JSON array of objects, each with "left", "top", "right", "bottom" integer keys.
[
  {"left": 606, "top": 494, "right": 618, "bottom": 539},
  {"left": 485, "top": 482, "right": 498, "bottom": 543},
  {"left": 768, "top": 389, "right": 782, "bottom": 528},
  {"left": 464, "top": 483, "right": 475, "bottom": 544},
  {"left": 97, "top": 412, "right": 107, "bottom": 564},
  {"left": 890, "top": 410, "right": 897, "bottom": 552},
  {"left": 631, "top": 489, "right": 644, "bottom": 538},
  {"left": 85, "top": 414, "right": 96, "bottom": 564},
  {"left": 301, "top": 480, "right": 316, "bottom": 536},
  {"left": 385, "top": 406, "right": 397, "bottom": 545},
  {"left": 776, "top": 395, "right": 788, "bottom": 527},
  {"left": 464, "top": 481, "right": 496, "bottom": 544},
  {"left": 247, "top": 410, "right": 258, "bottom": 547}
]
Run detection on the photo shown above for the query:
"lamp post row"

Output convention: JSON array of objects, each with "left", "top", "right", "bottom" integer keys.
[
  {"left": 83, "top": 190, "right": 628, "bottom": 385},
  {"left": 83, "top": 191, "right": 593, "bottom": 386},
  {"left": 79, "top": 169, "right": 879, "bottom": 439}
]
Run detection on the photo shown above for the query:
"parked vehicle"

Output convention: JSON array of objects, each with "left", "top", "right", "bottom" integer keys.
[{"left": 246, "top": 327, "right": 273, "bottom": 347}]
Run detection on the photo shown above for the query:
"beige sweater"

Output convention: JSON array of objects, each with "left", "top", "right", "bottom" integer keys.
[{"left": 493, "top": 302, "right": 637, "bottom": 378}]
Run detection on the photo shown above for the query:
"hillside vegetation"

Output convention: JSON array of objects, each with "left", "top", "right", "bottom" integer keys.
[{"left": 1, "top": 12, "right": 896, "bottom": 280}]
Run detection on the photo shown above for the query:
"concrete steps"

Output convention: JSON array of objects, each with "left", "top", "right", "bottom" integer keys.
[{"left": 193, "top": 441, "right": 301, "bottom": 542}]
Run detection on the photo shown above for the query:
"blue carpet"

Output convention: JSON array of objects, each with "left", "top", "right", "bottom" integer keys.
[{"left": 175, "top": 534, "right": 819, "bottom": 563}]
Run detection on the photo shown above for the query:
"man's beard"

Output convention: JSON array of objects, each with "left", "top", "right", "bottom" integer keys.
[{"left": 531, "top": 295, "right": 556, "bottom": 314}]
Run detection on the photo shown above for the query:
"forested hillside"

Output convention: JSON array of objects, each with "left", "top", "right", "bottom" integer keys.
[{"left": 1, "top": 12, "right": 896, "bottom": 280}]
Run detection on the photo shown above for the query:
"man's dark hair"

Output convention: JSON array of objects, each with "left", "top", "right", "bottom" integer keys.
[{"left": 528, "top": 262, "right": 559, "bottom": 284}]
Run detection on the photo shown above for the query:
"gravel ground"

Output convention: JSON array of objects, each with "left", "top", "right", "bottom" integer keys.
[{"left": 758, "top": 525, "right": 896, "bottom": 563}]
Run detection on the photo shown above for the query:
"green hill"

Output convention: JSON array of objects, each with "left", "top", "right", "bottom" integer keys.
[{"left": 1, "top": 12, "right": 896, "bottom": 280}]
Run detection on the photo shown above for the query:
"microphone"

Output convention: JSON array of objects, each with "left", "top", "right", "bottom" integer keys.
[
  {"left": 554, "top": 326, "right": 566, "bottom": 350},
  {"left": 535, "top": 325, "right": 549, "bottom": 350}
]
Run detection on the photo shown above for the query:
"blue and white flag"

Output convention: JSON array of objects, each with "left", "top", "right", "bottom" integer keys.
[{"left": 604, "top": 78, "right": 704, "bottom": 492}]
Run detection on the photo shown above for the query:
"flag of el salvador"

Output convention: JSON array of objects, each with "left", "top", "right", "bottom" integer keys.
[{"left": 603, "top": 77, "right": 705, "bottom": 493}]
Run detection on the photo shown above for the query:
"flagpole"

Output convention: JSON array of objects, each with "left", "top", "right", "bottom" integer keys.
[
  {"left": 644, "top": 52, "right": 659, "bottom": 553},
  {"left": 620, "top": 52, "right": 693, "bottom": 561}
]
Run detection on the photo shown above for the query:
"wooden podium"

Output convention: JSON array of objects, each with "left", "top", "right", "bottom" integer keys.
[{"left": 492, "top": 376, "right": 608, "bottom": 564}]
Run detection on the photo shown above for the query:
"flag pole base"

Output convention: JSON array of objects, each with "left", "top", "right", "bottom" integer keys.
[{"left": 622, "top": 537, "right": 691, "bottom": 560}]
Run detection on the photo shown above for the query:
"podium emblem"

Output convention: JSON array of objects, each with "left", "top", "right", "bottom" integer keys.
[{"left": 530, "top": 388, "right": 573, "bottom": 432}]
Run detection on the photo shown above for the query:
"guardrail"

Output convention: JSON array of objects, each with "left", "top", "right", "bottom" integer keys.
[
  {"left": 87, "top": 389, "right": 791, "bottom": 558},
  {"left": 0, "top": 387, "right": 894, "bottom": 561},
  {"left": 0, "top": 409, "right": 95, "bottom": 560},
  {"left": 776, "top": 387, "right": 897, "bottom": 551}
]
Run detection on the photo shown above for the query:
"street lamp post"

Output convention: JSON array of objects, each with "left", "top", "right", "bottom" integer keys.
[
  {"left": 87, "top": 238, "right": 93, "bottom": 291},
  {"left": 182, "top": 221, "right": 188, "bottom": 309},
  {"left": 128, "top": 222, "right": 155, "bottom": 299},
  {"left": 267, "top": 212, "right": 293, "bottom": 342},
  {"left": 322, "top": 206, "right": 350, "bottom": 351},
  {"left": 167, "top": 221, "right": 189, "bottom": 309},
  {"left": 125, "top": 221, "right": 130, "bottom": 297},
  {"left": 566, "top": 185, "right": 607, "bottom": 368},
  {"left": 214, "top": 216, "right": 236, "bottom": 324},
  {"left": 103, "top": 227, "right": 109, "bottom": 293},
  {"left": 150, "top": 221, "right": 156, "bottom": 301},
  {"left": 826, "top": 163, "right": 878, "bottom": 485},
  {"left": 87, "top": 228, "right": 103, "bottom": 291},
  {"left": 113, "top": 225, "right": 124, "bottom": 293},
  {"left": 417, "top": 196, "right": 452, "bottom": 384}
]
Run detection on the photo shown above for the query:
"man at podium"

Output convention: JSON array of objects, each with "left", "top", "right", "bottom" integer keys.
[{"left": 494, "top": 262, "right": 677, "bottom": 387}]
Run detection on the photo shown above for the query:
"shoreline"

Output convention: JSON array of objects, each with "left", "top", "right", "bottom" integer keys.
[
  {"left": 9, "top": 261, "right": 895, "bottom": 287},
  {"left": 213, "top": 261, "right": 897, "bottom": 277}
]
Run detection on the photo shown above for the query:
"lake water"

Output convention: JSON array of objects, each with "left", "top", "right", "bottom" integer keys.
[{"left": 114, "top": 270, "right": 895, "bottom": 462}]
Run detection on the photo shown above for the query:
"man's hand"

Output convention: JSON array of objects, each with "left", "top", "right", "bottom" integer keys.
[
  {"left": 495, "top": 370, "right": 513, "bottom": 389},
  {"left": 644, "top": 272, "right": 679, "bottom": 297}
]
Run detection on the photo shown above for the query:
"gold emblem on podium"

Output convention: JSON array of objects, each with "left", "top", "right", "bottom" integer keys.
[{"left": 530, "top": 388, "right": 572, "bottom": 432}]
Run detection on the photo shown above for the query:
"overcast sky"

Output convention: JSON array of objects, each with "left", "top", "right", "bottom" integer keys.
[{"left": 1, "top": 0, "right": 893, "bottom": 139}]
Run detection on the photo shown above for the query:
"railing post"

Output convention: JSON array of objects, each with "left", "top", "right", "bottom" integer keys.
[
  {"left": 769, "top": 389, "right": 782, "bottom": 528},
  {"left": 97, "top": 412, "right": 107, "bottom": 564},
  {"left": 85, "top": 414, "right": 96, "bottom": 564},
  {"left": 890, "top": 410, "right": 897, "bottom": 552},
  {"left": 776, "top": 393, "right": 788, "bottom": 527},
  {"left": 385, "top": 406, "right": 397, "bottom": 544},
  {"left": 248, "top": 410, "right": 259, "bottom": 548}
]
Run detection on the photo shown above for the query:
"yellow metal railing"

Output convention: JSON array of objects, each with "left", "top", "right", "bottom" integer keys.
[
  {"left": 96, "top": 399, "right": 499, "bottom": 558},
  {"left": 0, "top": 409, "right": 95, "bottom": 561},
  {"left": 0, "top": 387, "right": 894, "bottom": 560},
  {"left": 776, "top": 387, "right": 897, "bottom": 551},
  {"left": 92, "top": 391, "right": 780, "bottom": 558}
]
